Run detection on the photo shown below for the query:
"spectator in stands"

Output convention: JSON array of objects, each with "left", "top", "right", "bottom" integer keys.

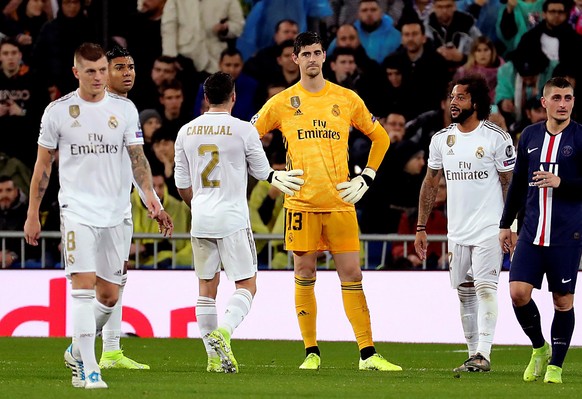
[
  {"left": 139, "top": 108, "right": 162, "bottom": 156},
  {"left": 495, "top": 0, "right": 544, "bottom": 57},
  {"left": 508, "top": 96, "right": 546, "bottom": 140},
  {"left": 124, "top": 0, "right": 165, "bottom": 88},
  {"left": 0, "top": 37, "right": 48, "bottom": 169},
  {"left": 380, "top": 54, "right": 408, "bottom": 116},
  {"left": 1, "top": 0, "right": 48, "bottom": 64},
  {"left": 391, "top": 175, "right": 447, "bottom": 269},
  {"left": 456, "top": 0, "right": 503, "bottom": 47},
  {"left": 327, "top": 23, "right": 383, "bottom": 78},
  {"left": 243, "top": 19, "right": 299, "bottom": 82},
  {"left": 32, "top": 0, "right": 96, "bottom": 99},
  {"left": 328, "top": 0, "right": 401, "bottom": 64},
  {"left": 399, "top": 0, "right": 434, "bottom": 24},
  {"left": 327, "top": 47, "right": 385, "bottom": 115},
  {"left": 236, "top": 0, "right": 332, "bottom": 61},
  {"left": 570, "top": 0, "right": 582, "bottom": 33},
  {"left": 404, "top": 89, "right": 451, "bottom": 153},
  {"left": 270, "top": 39, "right": 300, "bottom": 87},
  {"left": 425, "top": 0, "right": 482, "bottom": 73},
  {"left": 495, "top": 45, "right": 557, "bottom": 126},
  {"left": 130, "top": 54, "right": 176, "bottom": 111},
  {"left": 0, "top": 151, "right": 30, "bottom": 195},
  {"left": 453, "top": 36, "right": 505, "bottom": 102},
  {"left": 161, "top": 0, "right": 245, "bottom": 75},
  {"left": 380, "top": 111, "right": 407, "bottom": 144},
  {"left": 388, "top": 17, "right": 449, "bottom": 120},
  {"left": 0, "top": 174, "right": 27, "bottom": 268},
  {"left": 517, "top": 0, "right": 582, "bottom": 73},
  {"left": 328, "top": 0, "right": 404, "bottom": 30},
  {"left": 129, "top": 167, "right": 191, "bottom": 268},
  {"left": 157, "top": 78, "right": 191, "bottom": 137},
  {"left": 194, "top": 48, "right": 259, "bottom": 121},
  {"left": 150, "top": 125, "right": 180, "bottom": 199},
  {"left": 360, "top": 140, "right": 426, "bottom": 234}
]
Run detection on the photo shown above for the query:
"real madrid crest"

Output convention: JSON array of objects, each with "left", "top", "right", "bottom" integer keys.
[
  {"left": 446, "top": 135, "right": 456, "bottom": 147},
  {"left": 69, "top": 105, "right": 80, "bottom": 118},
  {"left": 108, "top": 116, "right": 119, "bottom": 129},
  {"left": 290, "top": 96, "right": 300, "bottom": 109},
  {"left": 476, "top": 146, "right": 485, "bottom": 159},
  {"left": 332, "top": 104, "right": 340, "bottom": 117}
]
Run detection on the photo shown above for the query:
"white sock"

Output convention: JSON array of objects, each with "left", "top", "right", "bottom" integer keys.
[
  {"left": 458, "top": 285, "right": 479, "bottom": 357},
  {"left": 475, "top": 281, "right": 498, "bottom": 360},
  {"left": 71, "top": 289, "right": 99, "bottom": 374},
  {"left": 93, "top": 298, "right": 115, "bottom": 336},
  {"left": 102, "top": 275, "right": 126, "bottom": 352},
  {"left": 196, "top": 296, "right": 218, "bottom": 356},
  {"left": 220, "top": 288, "right": 253, "bottom": 337}
]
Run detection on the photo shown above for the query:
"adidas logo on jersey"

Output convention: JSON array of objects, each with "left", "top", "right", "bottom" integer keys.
[
  {"left": 490, "top": 269, "right": 498, "bottom": 276},
  {"left": 70, "top": 120, "right": 81, "bottom": 128},
  {"left": 114, "top": 269, "right": 122, "bottom": 276},
  {"left": 447, "top": 148, "right": 455, "bottom": 155},
  {"left": 294, "top": 109, "right": 303, "bottom": 116}
]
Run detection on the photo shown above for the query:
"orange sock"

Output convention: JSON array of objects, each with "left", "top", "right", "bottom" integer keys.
[
  {"left": 341, "top": 281, "right": 373, "bottom": 350},
  {"left": 295, "top": 275, "right": 317, "bottom": 349}
]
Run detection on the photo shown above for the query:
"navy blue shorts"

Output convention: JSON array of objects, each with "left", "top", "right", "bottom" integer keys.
[{"left": 509, "top": 240, "right": 582, "bottom": 293}]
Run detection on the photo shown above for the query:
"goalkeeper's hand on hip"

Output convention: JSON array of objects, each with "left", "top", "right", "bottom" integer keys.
[
  {"left": 267, "top": 169, "right": 305, "bottom": 196},
  {"left": 336, "top": 167, "right": 376, "bottom": 204}
]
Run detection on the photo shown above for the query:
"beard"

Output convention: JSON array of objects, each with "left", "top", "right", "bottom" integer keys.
[{"left": 451, "top": 107, "right": 474, "bottom": 124}]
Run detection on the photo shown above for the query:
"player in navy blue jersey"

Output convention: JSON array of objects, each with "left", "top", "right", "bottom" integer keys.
[{"left": 499, "top": 77, "right": 582, "bottom": 384}]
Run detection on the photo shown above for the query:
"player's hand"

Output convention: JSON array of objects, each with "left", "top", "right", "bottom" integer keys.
[
  {"left": 533, "top": 170, "right": 560, "bottom": 188},
  {"left": 336, "top": 167, "right": 375, "bottom": 204},
  {"left": 499, "top": 228, "right": 514, "bottom": 254},
  {"left": 24, "top": 217, "right": 42, "bottom": 246},
  {"left": 414, "top": 231, "right": 428, "bottom": 260},
  {"left": 145, "top": 192, "right": 162, "bottom": 219},
  {"left": 268, "top": 169, "right": 305, "bottom": 196},
  {"left": 155, "top": 210, "right": 174, "bottom": 237}
]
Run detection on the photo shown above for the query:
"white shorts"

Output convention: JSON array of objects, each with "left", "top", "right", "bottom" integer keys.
[
  {"left": 123, "top": 217, "right": 133, "bottom": 262},
  {"left": 62, "top": 217, "right": 125, "bottom": 285},
  {"left": 192, "top": 228, "right": 257, "bottom": 281},
  {"left": 448, "top": 235, "right": 502, "bottom": 289}
]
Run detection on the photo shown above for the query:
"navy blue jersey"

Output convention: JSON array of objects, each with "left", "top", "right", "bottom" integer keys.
[{"left": 500, "top": 121, "right": 582, "bottom": 246}]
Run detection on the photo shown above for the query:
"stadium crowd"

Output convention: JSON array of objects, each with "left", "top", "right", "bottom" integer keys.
[{"left": 1, "top": 0, "right": 581, "bottom": 269}]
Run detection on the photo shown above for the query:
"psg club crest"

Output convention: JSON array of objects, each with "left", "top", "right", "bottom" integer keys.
[
  {"left": 108, "top": 116, "right": 119, "bottom": 129},
  {"left": 475, "top": 146, "right": 485, "bottom": 159},
  {"left": 290, "top": 96, "right": 301, "bottom": 109},
  {"left": 446, "top": 135, "right": 456, "bottom": 147},
  {"left": 69, "top": 105, "right": 80, "bottom": 118},
  {"left": 332, "top": 104, "right": 340, "bottom": 117},
  {"left": 562, "top": 145, "right": 573, "bottom": 157}
]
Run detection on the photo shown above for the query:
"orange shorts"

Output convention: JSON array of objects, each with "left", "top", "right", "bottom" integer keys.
[{"left": 284, "top": 209, "right": 360, "bottom": 253}]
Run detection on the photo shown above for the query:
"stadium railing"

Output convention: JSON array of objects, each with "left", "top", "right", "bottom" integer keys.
[{"left": 0, "top": 231, "right": 449, "bottom": 270}]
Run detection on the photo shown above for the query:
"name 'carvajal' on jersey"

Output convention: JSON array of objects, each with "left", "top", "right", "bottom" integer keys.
[{"left": 187, "top": 125, "right": 232, "bottom": 136}]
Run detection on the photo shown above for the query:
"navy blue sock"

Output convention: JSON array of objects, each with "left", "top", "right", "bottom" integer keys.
[
  {"left": 550, "top": 308, "right": 575, "bottom": 367},
  {"left": 513, "top": 300, "right": 546, "bottom": 349}
]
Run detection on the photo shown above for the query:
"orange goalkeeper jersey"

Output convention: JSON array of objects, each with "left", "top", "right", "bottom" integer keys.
[{"left": 252, "top": 80, "right": 382, "bottom": 212}]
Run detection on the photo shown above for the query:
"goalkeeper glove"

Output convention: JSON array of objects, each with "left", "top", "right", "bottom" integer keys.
[
  {"left": 336, "top": 167, "right": 376, "bottom": 204},
  {"left": 267, "top": 169, "right": 305, "bottom": 196}
]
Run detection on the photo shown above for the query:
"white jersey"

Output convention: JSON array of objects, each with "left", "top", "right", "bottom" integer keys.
[
  {"left": 428, "top": 121, "right": 515, "bottom": 245},
  {"left": 38, "top": 90, "right": 144, "bottom": 227},
  {"left": 174, "top": 111, "right": 271, "bottom": 238}
]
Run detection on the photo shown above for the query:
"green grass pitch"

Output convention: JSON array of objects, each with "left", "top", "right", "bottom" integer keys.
[{"left": 1, "top": 337, "right": 581, "bottom": 398}]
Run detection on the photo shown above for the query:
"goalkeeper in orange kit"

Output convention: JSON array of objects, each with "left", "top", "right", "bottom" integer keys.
[{"left": 251, "top": 31, "right": 401, "bottom": 371}]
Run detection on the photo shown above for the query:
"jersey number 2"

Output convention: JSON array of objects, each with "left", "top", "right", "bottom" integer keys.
[{"left": 198, "top": 144, "right": 220, "bottom": 188}]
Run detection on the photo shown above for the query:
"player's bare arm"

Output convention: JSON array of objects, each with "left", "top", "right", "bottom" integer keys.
[
  {"left": 24, "top": 147, "right": 56, "bottom": 246},
  {"left": 414, "top": 167, "right": 443, "bottom": 259},
  {"left": 127, "top": 144, "right": 161, "bottom": 218},
  {"left": 177, "top": 187, "right": 193, "bottom": 207},
  {"left": 498, "top": 170, "right": 513, "bottom": 201}
]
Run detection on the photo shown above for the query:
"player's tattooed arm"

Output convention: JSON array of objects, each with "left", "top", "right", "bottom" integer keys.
[
  {"left": 498, "top": 170, "right": 513, "bottom": 202},
  {"left": 417, "top": 167, "right": 443, "bottom": 225},
  {"left": 127, "top": 145, "right": 154, "bottom": 192},
  {"left": 33, "top": 147, "right": 55, "bottom": 202}
]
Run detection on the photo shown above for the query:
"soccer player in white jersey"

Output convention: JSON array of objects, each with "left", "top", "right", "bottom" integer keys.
[
  {"left": 24, "top": 43, "right": 162, "bottom": 389},
  {"left": 414, "top": 75, "right": 515, "bottom": 372},
  {"left": 174, "top": 72, "right": 304, "bottom": 373},
  {"left": 98, "top": 45, "right": 174, "bottom": 370}
]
